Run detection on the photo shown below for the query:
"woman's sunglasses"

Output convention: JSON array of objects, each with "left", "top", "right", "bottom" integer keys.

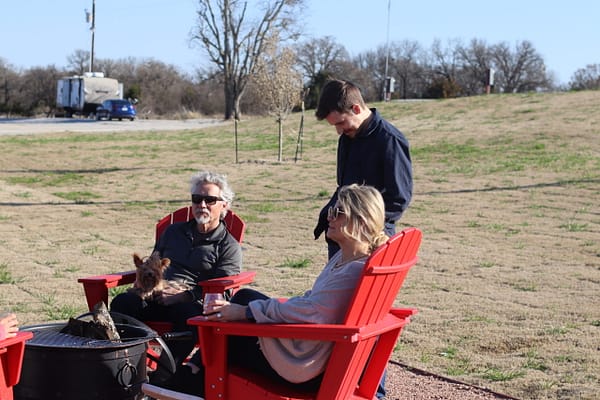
[
  {"left": 327, "top": 206, "right": 345, "bottom": 220},
  {"left": 191, "top": 194, "right": 223, "bottom": 205}
]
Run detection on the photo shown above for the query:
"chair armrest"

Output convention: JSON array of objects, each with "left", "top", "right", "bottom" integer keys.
[
  {"left": 78, "top": 270, "right": 137, "bottom": 311},
  {"left": 198, "top": 271, "right": 256, "bottom": 293},
  {"left": 0, "top": 331, "right": 33, "bottom": 387},
  {"left": 78, "top": 270, "right": 256, "bottom": 311},
  {"left": 390, "top": 307, "right": 419, "bottom": 319},
  {"left": 189, "top": 313, "right": 410, "bottom": 367},
  {"left": 188, "top": 312, "right": 409, "bottom": 343}
]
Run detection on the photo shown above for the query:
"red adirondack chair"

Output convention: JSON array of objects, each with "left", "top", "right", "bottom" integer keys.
[
  {"left": 78, "top": 207, "right": 255, "bottom": 323},
  {"left": 0, "top": 331, "right": 33, "bottom": 400},
  {"left": 181, "top": 227, "right": 422, "bottom": 400},
  {"left": 78, "top": 207, "right": 254, "bottom": 374}
]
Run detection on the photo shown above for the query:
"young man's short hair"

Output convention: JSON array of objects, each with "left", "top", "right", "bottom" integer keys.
[{"left": 315, "top": 79, "right": 367, "bottom": 120}]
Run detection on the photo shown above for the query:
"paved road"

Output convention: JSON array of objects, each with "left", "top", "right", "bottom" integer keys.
[{"left": 0, "top": 117, "right": 225, "bottom": 135}]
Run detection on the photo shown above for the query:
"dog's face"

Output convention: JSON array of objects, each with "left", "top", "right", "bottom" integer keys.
[{"left": 133, "top": 251, "right": 170, "bottom": 294}]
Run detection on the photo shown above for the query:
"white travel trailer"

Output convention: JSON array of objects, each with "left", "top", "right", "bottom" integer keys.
[{"left": 56, "top": 72, "right": 123, "bottom": 117}]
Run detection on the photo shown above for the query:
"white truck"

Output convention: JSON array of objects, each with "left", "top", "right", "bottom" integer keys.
[{"left": 56, "top": 72, "right": 123, "bottom": 117}]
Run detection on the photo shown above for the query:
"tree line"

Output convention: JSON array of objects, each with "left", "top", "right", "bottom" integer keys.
[{"left": 1, "top": 0, "right": 599, "bottom": 119}]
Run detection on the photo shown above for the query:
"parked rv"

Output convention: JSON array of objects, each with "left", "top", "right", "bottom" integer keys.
[{"left": 56, "top": 72, "right": 123, "bottom": 117}]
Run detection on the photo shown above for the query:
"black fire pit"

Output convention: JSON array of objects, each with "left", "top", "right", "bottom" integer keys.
[{"left": 14, "top": 314, "right": 160, "bottom": 400}]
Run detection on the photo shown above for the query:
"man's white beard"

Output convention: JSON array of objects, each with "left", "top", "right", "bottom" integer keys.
[{"left": 195, "top": 209, "right": 210, "bottom": 224}]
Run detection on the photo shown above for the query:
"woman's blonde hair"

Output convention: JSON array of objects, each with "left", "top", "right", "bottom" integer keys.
[{"left": 337, "top": 184, "right": 388, "bottom": 253}]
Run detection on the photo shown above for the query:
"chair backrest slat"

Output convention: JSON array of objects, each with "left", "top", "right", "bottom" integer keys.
[
  {"left": 155, "top": 206, "right": 245, "bottom": 244},
  {"left": 344, "top": 227, "right": 422, "bottom": 326}
]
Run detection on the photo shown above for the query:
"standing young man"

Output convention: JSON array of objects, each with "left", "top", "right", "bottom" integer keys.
[
  {"left": 314, "top": 79, "right": 413, "bottom": 259},
  {"left": 314, "top": 79, "right": 413, "bottom": 399}
]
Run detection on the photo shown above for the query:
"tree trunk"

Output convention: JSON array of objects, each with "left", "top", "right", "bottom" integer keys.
[{"left": 224, "top": 83, "right": 235, "bottom": 120}]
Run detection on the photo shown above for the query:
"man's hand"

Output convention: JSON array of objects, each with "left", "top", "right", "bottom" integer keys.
[{"left": 156, "top": 286, "right": 189, "bottom": 306}]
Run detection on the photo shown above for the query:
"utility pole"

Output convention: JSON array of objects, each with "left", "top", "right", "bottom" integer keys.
[
  {"left": 383, "top": 0, "right": 391, "bottom": 101},
  {"left": 85, "top": 0, "right": 96, "bottom": 73}
]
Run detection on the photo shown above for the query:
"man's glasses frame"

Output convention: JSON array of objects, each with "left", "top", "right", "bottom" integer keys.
[{"left": 191, "top": 194, "right": 223, "bottom": 205}]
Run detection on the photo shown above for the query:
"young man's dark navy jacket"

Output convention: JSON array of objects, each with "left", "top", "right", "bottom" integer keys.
[{"left": 314, "top": 108, "right": 413, "bottom": 240}]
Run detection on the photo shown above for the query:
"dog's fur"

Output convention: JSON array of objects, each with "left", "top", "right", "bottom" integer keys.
[
  {"left": 129, "top": 251, "right": 193, "bottom": 301},
  {"left": 129, "top": 251, "right": 172, "bottom": 300}
]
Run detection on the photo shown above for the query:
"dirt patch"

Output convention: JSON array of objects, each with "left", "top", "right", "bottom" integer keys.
[{"left": 1, "top": 92, "right": 599, "bottom": 399}]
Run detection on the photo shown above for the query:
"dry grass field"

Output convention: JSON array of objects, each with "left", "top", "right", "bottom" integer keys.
[{"left": 1, "top": 91, "right": 598, "bottom": 399}]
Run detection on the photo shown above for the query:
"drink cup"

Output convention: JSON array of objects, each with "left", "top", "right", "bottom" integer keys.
[{"left": 203, "top": 293, "right": 224, "bottom": 315}]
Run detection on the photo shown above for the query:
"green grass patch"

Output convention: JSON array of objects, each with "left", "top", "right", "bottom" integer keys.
[
  {"left": 45, "top": 304, "right": 82, "bottom": 321},
  {"left": 446, "top": 358, "right": 472, "bottom": 376},
  {"left": 439, "top": 346, "right": 458, "bottom": 359},
  {"left": 53, "top": 191, "right": 101, "bottom": 203},
  {"left": 109, "top": 286, "right": 131, "bottom": 298},
  {"left": 523, "top": 349, "right": 549, "bottom": 371},
  {"left": 0, "top": 263, "right": 16, "bottom": 284},
  {"left": 247, "top": 202, "right": 286, "bottom": 213},
  {"left": 279, "top": 258, "right": 311, "bottom": 269},
  {"left": 559, "top": 221, "right": 589, "bottom": 232},
  {"left": 510, "top": 282, "right": 538, "bottom": 292},
  {"left": 477, "top": 261, "right": 495, "bottom": 268},
  {"left": 482, "top": 367, "right": 525, "bottom": 382},
  {"left": 412, "top": 136, "right": 593, "bottom": 177},
  {"left": 6, "top": 176, "right": 43, "bottom": 185}
]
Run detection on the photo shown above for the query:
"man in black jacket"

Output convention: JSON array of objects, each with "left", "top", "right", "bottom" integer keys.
[
  {"left": 314, "top": 79, "right": 413, "bottom": 259},
  {"left": 111, "top": 170, "right": 242, "bottom": 379},
  {"left": 314, "top": 80, "right": 413, "bottom": 399}
]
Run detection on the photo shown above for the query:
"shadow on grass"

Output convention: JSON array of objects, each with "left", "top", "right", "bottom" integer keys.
[
  {"left": 1, "top": 178, "right": 598, "bottom": 208},
  {"left": 421, "top": 177, "right": 600, "bottom": 195}
]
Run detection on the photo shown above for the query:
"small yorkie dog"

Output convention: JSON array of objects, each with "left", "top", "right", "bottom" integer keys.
[
  {"left": 129, "top": 251, "right": 193, "bottom": 301},
  {"left": 130, "top": 251, "right": 172, "bottom": 301}
]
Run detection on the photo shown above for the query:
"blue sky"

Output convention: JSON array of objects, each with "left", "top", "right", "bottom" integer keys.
[{"left": 1, "top": 0, "right": 598, "bottom": 85}]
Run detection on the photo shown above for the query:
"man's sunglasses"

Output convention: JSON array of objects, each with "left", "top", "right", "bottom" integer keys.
[
  {"left": 191, "top": 194, "right": 223, "bottom": 205},
  {"left": 327, "top": 206, "right": 345, "bottom": 220}
]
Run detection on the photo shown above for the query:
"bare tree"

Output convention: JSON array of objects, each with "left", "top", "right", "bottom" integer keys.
[
  {"left": 428, "top": 38, "right": 463, "bottom": 97},
  {"left": 133, "top": 59, "right": 190, "bottom": 115},
  {"left": 295, "top": 36, "right": 352, "bottom": 108},
  {"left": 457, "top": 38, "right": 493, "bottom": 95},
  {"left": 189, "top": 67, "right": 226, "bottom": 116},
  {"left": 388, "top": 40, "right": 426, "bottom": 99},
  {"left": 353, "top": 47, "right": 388, "bottom": 102},
  {"left": 20, "top": 66, "right": 62, "bottom": 116},
  {"left": 96, "top": 57, "right": 137, "bottom": 81},
  {"left": 491, "top": 40, "right": 550, "bottom": 93},
  {"left": 569, "top": 64, "right": 600, "bottom": 90},
  {"left": 295, "top": 36, "right": 349, "bottom": 82},
  {"left": 252, "top": 40, "right": 302, "bottom": 161},
  {"left": 0, "top": 59, "right": 21, "bottom": 116},
  {"left": 190, "top": 0, "right": 304, "bottom": 120},
  {"left": 66, "top": 50, "right": 91, "bottom": 75}
]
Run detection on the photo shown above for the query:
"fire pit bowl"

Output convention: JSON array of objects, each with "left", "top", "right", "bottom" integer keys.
[{"left": 14, "top": 317, "right": 157, "bottom": 400}]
